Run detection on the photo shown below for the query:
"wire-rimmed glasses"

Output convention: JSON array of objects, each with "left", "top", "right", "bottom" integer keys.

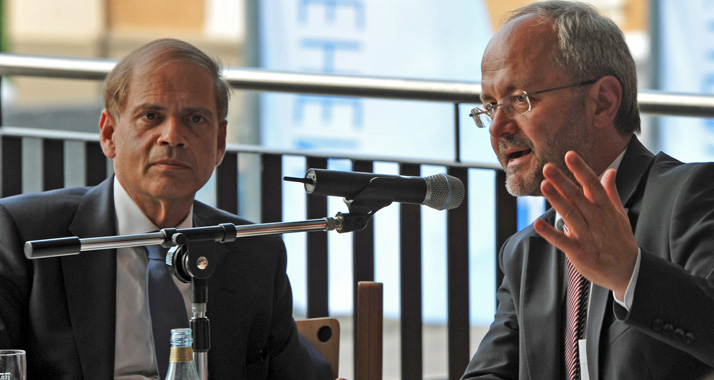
[{"left": 469, "top": 79, "right": 598, "bottom": 128}]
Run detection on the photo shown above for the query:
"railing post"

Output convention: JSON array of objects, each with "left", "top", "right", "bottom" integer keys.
[
  {"left": 216, "top": 151, "right": 239, "bottom": 215},
  {"left": 455, "top": 103, "right": 462, "bottom": 163},
  {"left": 399, "top": 163, "right": 423, "bottom": 380},
  {"left": 1, "top": 135, "right": 21, "bottom": 197},
  {"left": 85, "top": 141, "right": 107, "bottom": 186},
  {"left": 260, "top": 154, "right": 282, "bottom": 222},
  {"left": 0, "top": 3, "right": 3, "bottom": 127},
  {"left": 447, "top": 166, "right": 470, "bottom": 380},
  {"left": 350, "top": 159, "right": 375, "bottom": 368},
  {"left": 494, "top": 170, "right": 517, "bottom": 289},
  {"left": 43, "top": 139, "right": 65, "bottom": 191},
  {"left": 306, "top": 156, "right": 329, "bottom": 318}
]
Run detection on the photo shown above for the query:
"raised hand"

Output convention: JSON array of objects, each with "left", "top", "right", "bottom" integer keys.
[{"left": 533, "top": 151, "right": 638, "bottom": 300}]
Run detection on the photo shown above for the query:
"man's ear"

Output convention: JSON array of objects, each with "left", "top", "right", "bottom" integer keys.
[
  {"left": 590, "top": 75, "right": 622, "bottom": 129},
  {"left": 214, "top": 119, "right": 228, "bottom": 167},
  {"left": 99, "top": 109, "right": 117, "bottom": 159}
]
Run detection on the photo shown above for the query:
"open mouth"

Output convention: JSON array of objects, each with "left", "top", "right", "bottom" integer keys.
[{"left": 507, "top": 149, "right": 532, "bottom": 163}]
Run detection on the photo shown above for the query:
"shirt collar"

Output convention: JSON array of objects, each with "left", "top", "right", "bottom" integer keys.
[{"left": 113, "top": 175, "right": 193, "bottom": 235}]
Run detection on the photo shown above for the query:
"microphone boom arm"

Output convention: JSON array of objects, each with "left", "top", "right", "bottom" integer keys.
[{"left": 24, "top": 213, "right": 379, "bottom": 259}]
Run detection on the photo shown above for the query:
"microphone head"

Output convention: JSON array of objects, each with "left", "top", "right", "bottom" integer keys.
[{"left": 423, "top": 174, "right": 465, "bottom": 210}]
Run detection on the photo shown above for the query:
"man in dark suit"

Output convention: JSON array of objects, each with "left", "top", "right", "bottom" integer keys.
[
  {"left": 0, "top": 39, "right": 323, "bottom": 379},
  {"left": 463, "top": 1, "right": 714, "bottom": 379}
]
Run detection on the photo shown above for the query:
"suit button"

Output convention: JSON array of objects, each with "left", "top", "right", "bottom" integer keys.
[
  {"left": 663, "top": 323, "right": 674, "bottom": 337},
  {"left": 684, "top": 332, "right": 695, "bottom": 345},
  {"left": 652, "top": 318, "right": 664, "bottom": 332},
  {"left": 674, "top": 328, "right": 685, "bottom": 341}
]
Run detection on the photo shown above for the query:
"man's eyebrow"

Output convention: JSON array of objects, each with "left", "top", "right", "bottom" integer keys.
[
  {"left": 129, "top": 104, "right": 215, "bottom": 118},
  {"left": 131, "top": 104, "right": 165, "bottom": 114},
  {"left": 184, "top": 106, "right": 215, "bottom": 117},
  {"left": 480, "top": 84, "right": 520, "bottom": 103}
]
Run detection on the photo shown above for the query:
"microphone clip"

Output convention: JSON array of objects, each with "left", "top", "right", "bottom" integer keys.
[
  {"left": 343, "top": 177, "right": 396, "bottom": 215},
  {"left": 336, "top": 177, "right": 399, "bottom": 233}
]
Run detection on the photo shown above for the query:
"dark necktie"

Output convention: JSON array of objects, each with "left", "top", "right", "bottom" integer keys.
[
  {"left": 560, "top": 220, "right": 590, "bottom": 380},
  {"left": 146, "top": 244, "right": 189, "bottom": 379}
]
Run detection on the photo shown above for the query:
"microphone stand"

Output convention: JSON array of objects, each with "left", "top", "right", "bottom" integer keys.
[
  {"left": 23, "top": 212, "right": 380, "bottom": 380},
  {"left": 163, "top": 232, "right": 213, "bottom": 379},
  {"left": 24, "top": 180, "right": 404, "bottom": 379}
]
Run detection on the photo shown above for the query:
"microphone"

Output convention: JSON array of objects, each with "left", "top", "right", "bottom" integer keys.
[{"left": 284, "top": 168, "right": 465, "bottom": 210}]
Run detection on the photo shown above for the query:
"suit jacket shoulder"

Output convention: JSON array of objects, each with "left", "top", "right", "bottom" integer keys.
[{"left": 0, "top": 179, "right": 117, "bottom": 379}]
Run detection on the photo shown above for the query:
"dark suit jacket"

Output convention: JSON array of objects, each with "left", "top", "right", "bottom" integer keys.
[
  {"left": 463, "top": 136, "right": 714, "bottom": 380},
  {"left": 0, "top": 178, "right": 319, "bottom": 379}
]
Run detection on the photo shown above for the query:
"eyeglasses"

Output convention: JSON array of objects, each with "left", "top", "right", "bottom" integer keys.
[{"left": 469, "top": 79, "right": 598, "bottom": 129}]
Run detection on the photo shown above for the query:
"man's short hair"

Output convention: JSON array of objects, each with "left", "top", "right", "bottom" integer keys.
[
  {"left": 507, "top": 1, "right": 640, "bottom": 135},
  {"left": 102, "top": 38, "right": 231, "bottom": 121}
]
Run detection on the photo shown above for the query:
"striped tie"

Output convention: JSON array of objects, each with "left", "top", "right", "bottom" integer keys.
[{"left": 561, "top": 218, "right": 589, "bottom": 380}]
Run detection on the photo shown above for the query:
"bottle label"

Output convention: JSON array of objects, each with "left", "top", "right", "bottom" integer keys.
[{"left": 169, "top": 347, "right": 194, "bottom": 362}]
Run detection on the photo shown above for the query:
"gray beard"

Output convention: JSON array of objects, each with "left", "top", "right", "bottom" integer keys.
[{"left": 505, "top": 162, "right": 545, "bottom": 197}]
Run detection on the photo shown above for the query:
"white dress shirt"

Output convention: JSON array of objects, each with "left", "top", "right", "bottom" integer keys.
[{"left": 112, "top": 176, "right": 193, "bottom": 379}]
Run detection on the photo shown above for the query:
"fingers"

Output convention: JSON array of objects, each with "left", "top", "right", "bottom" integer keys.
[
  {"left": 563, "top": 151, "right": 610, "bottom": 205},
  {"left": 601, "top": 168, "right": 626, "bottom": 214},
  {"left": 541, "top": 151, "right": 618, "bottom": 225},
  {"left": 537, "top": 151, "right": 614, "bottom": 256},
  {"left": 537, "top": 151, "right": 639, "bottom": 293},
  {"left": 540, "top": 171, "right": 587, "bottom": 234},
  {"left": 533, "top": 218, "right": 579, "bottom": 253}
]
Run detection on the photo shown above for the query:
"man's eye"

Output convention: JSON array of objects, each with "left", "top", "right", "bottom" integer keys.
[
  {"left": 485, "top": 103, "right": 498, "bottom": 112},
  {"left": 513, "top": 94, "right": 528, "bottom": 104},
  {"left": 144, "top": 112, "right": 158, "bottom": 120},
  {"left": 190, "top": 115, "right": 205, "bottom": 124}
]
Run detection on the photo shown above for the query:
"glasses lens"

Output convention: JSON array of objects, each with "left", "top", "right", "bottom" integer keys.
[
  {"left": 497, "top": 92, "right": 529, "bottom": 120},
  {"left": 471, "top": 91, "right": 531, "bottom": 128},
  {"left": 509, "top": 93, "right": 531, "bottom": 118},
  {"left": 470, "top": 109, "right": 490, "bottom": 128}
]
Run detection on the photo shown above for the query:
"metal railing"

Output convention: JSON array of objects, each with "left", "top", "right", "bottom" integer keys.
[
  {"left": 3, "top": 52, "right": 714, "bottom": 380},
  {"left": 3, "top": 53, "right": 714, "bottom": 117}
]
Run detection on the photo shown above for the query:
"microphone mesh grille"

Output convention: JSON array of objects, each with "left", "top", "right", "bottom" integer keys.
[{"left": 424, "top": 174, "right": 465, "bottom": 210}]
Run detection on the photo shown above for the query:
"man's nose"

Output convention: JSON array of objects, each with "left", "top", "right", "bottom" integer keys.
[
  {"left": 488, "top": 107, "right": 517, "bottom": 138},
  {"left": 158, "top": 117, "right": 188, "bottom": 147}
]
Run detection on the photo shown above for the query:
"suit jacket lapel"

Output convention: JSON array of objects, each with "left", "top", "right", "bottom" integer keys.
[
  {"left": 64, "top": 178, "right": 118, "bottom": 379},
  {"left": 614, "top": 136, "right": 655, "bottom": 211},
  {"left": 586, "top": 136, "right": 654, "bottom": 380},
  {"left": 522, "top": 210, "right": 566, "bottom": 379}
]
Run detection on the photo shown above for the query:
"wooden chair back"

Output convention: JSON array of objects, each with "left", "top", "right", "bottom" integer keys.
[{"left": 297, "top": 281, "right": 383, "bottom": 380}]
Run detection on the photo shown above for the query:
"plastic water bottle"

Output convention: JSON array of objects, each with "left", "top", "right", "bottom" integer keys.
[{"left": 165, "top": 328, "right": 200, "bottom": 380}]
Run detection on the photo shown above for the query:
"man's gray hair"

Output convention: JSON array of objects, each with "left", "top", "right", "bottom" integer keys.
[{"left": 507, "top": 1, "right": 640, "bottom": 134}]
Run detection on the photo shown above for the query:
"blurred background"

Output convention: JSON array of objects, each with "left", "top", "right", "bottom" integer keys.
[{"left": 1, "top": 0, "right": 711, "bottom": 379}]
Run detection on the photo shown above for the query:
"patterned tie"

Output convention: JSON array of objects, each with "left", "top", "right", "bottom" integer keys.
[
  {"left": 560, "top": 220, "right": 590, "bottom": 380},
  {"left": 146, "top": 244, "right": 189, "bottom": 379}
]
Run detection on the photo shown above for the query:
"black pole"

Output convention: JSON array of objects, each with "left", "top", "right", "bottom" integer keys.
[
  {"left": 455, "top": 103, "right": 461, "bottom": 163},
  {"left": 0, "top": 0, "right": 4, "bottom": 125}
]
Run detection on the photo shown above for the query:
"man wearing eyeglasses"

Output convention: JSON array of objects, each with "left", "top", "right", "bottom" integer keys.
[{"left": 462, "top": 1, "right": 714, "bottom": 380}]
